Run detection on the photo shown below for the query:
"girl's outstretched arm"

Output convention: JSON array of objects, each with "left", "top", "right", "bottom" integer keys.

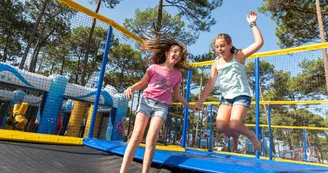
[
  {"left": 195, "top": 60, "right": 218, "bottom": 110},
  {"left": 124, "top": 73, "right": 149, "bottom": 100},
  {"left": 241, "top": 10, "right": 264, "bottom": 59},
  {"left": 173, "top": 82, "right": 195, "bottom": 111}
]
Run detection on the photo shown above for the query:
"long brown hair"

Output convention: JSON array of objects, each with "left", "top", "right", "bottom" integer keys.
[
  {"left": 141, "top": 38, "right": 188, "bottom": 69},
  {"left": 211, "top": 33, "right": 238, "bottom": 54}
]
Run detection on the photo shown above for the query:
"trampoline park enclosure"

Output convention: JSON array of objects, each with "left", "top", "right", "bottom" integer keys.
[{"left": 1, "top": 0, "right": 328, "bottom": 172}]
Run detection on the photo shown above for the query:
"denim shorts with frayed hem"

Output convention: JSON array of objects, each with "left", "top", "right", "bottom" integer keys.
[
  {"left": 136, "top": 97, "right": 169, "bottom": 120},
  {"left": 220, "top": 95, "right": 252, "bottom": 109}
]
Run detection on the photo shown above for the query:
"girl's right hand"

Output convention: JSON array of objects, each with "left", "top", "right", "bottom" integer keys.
[{"left": 124, "top": 87, "right": 134, "bottom": 100}]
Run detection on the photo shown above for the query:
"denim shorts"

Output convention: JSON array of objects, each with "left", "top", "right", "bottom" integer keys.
[
  {"left": 136, "top": 97, "right": 169, "bottom": 120},
  {"left": 220, "top": 95, "right": 252, "bottom": 108}
]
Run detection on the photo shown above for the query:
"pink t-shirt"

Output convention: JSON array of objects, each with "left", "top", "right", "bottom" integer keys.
[{"left": 143, "top": 64, "right": 182, "bottom": 105}]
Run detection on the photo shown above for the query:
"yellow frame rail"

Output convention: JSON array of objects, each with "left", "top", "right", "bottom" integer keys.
[
  {"left": 191, "top": 42, "right": 328, "bottom": 67},
  {"left": 58, "top": 0, "right": 144, "bottom": 44},
  {"left": 0, "top": 129, "right": 83, "bottom": 145},
  {"left": 172, "top": 100, "right": 328, "bottom": 105}
]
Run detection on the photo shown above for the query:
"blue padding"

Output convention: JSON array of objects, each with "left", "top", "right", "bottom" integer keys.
[{"left": 83, "top": 138, "right": 328, "bottom": 173}]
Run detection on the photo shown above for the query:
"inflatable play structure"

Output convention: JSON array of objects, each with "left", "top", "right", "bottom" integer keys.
[{"left": 0, "top": 62, "right": 127, "bottom": 140}]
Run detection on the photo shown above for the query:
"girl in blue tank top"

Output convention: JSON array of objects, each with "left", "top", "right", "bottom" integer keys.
[{"left": 195, "top": 10, "right": 264, "bottom": 152}]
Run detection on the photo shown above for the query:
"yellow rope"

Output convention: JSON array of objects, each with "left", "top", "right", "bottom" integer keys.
[
  {"left": 172, "top": 100, "right": 328, "bottom": 105},
  {"left": 245, "top": 124, "right": 328, "bottom": 131}
]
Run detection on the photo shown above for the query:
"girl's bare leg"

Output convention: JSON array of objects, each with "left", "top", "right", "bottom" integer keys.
[
  {"left": 230, "top": 105, "right": 261, "bottom": 151},
  {"left": 120, "top": 113, "right": 149, "bottom": 173},
  {"left": 142, "top": 116, "right": 164, "bottom": 173}
]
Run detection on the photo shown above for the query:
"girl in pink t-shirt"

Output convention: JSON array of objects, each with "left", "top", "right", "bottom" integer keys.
[{"left": 120, "top": 38, "right": 194, "bottom": 173}]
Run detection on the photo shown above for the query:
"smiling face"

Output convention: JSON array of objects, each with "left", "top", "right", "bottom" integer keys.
[
  {"left": 214, "top": 38, "right": 232, "bottom": 59},
  {"left": 165, "top": 45, "right": 182, "bottom": 65}
]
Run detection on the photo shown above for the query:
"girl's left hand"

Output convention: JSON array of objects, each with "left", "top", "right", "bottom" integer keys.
[
  {"left": 246, "top": 10, "right": 257, "bottom": 24},
  {"left": 189, "top": 105, "right": 196, "bottom": 111},
  {"left": 194, "top": 102, "right": 203, "bottom": 111}
]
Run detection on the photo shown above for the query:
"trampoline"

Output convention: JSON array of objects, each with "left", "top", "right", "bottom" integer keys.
[
  {"left": 0, "top": 140, "right": 197, "bottom": 173},
  {"left": 1, "top": 138, "right": 328, "bottom": 173}
]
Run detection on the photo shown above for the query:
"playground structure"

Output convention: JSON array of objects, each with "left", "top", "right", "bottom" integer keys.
[
  {"left": 1, "top": 0, "right": 328, "bottom": 172},
  {"left": 0, "top": 62, "right": 127, "bottom": 141}
]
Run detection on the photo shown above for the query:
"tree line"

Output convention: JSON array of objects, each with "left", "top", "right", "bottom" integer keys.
[{"left": 1, "top": 0, "right": 328, "bottom": 163}]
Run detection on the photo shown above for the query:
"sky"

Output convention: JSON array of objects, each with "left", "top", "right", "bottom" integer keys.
[{"left": 74, "top": 0, "right": 280, "bottom": 56}]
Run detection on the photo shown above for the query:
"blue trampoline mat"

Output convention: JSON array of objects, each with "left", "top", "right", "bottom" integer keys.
[{"left": 83, "top": 138, "right": 328, "bottom": 173}]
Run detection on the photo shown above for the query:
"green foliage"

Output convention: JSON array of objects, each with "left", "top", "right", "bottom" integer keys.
[
  {"left": 0, "top": 0, "right": 30, "bottom": 64},
  {"left": 87, "top": 0, "right": 122, "bottom": 8},
  {"left": 165, "top": 0, "right": 222, "bottom": 32},
  {"left": 246, "top": 60, "right": 275, "bottom": 92},
  {"left": 104, "top": 43, "right": 144, "bottom": 92},
  {"left": 39, "top": 26, "right": 107, "bottom": 81},
  {"left": 21, "top": 0, "right": 77, "bottom": 72},
  {"left": 259, "top": 0, "right": 328, "bottom": 48},
  {"left": 123, "top": 7, "right": 197, "bottom": 45},
  {"left": 295, "top": 58, "right": 326, "bottom": 96}
]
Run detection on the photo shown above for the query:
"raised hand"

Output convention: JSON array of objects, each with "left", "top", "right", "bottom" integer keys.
[{"left": 246, "top": 10, "right": 257, "bottom": 24}]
